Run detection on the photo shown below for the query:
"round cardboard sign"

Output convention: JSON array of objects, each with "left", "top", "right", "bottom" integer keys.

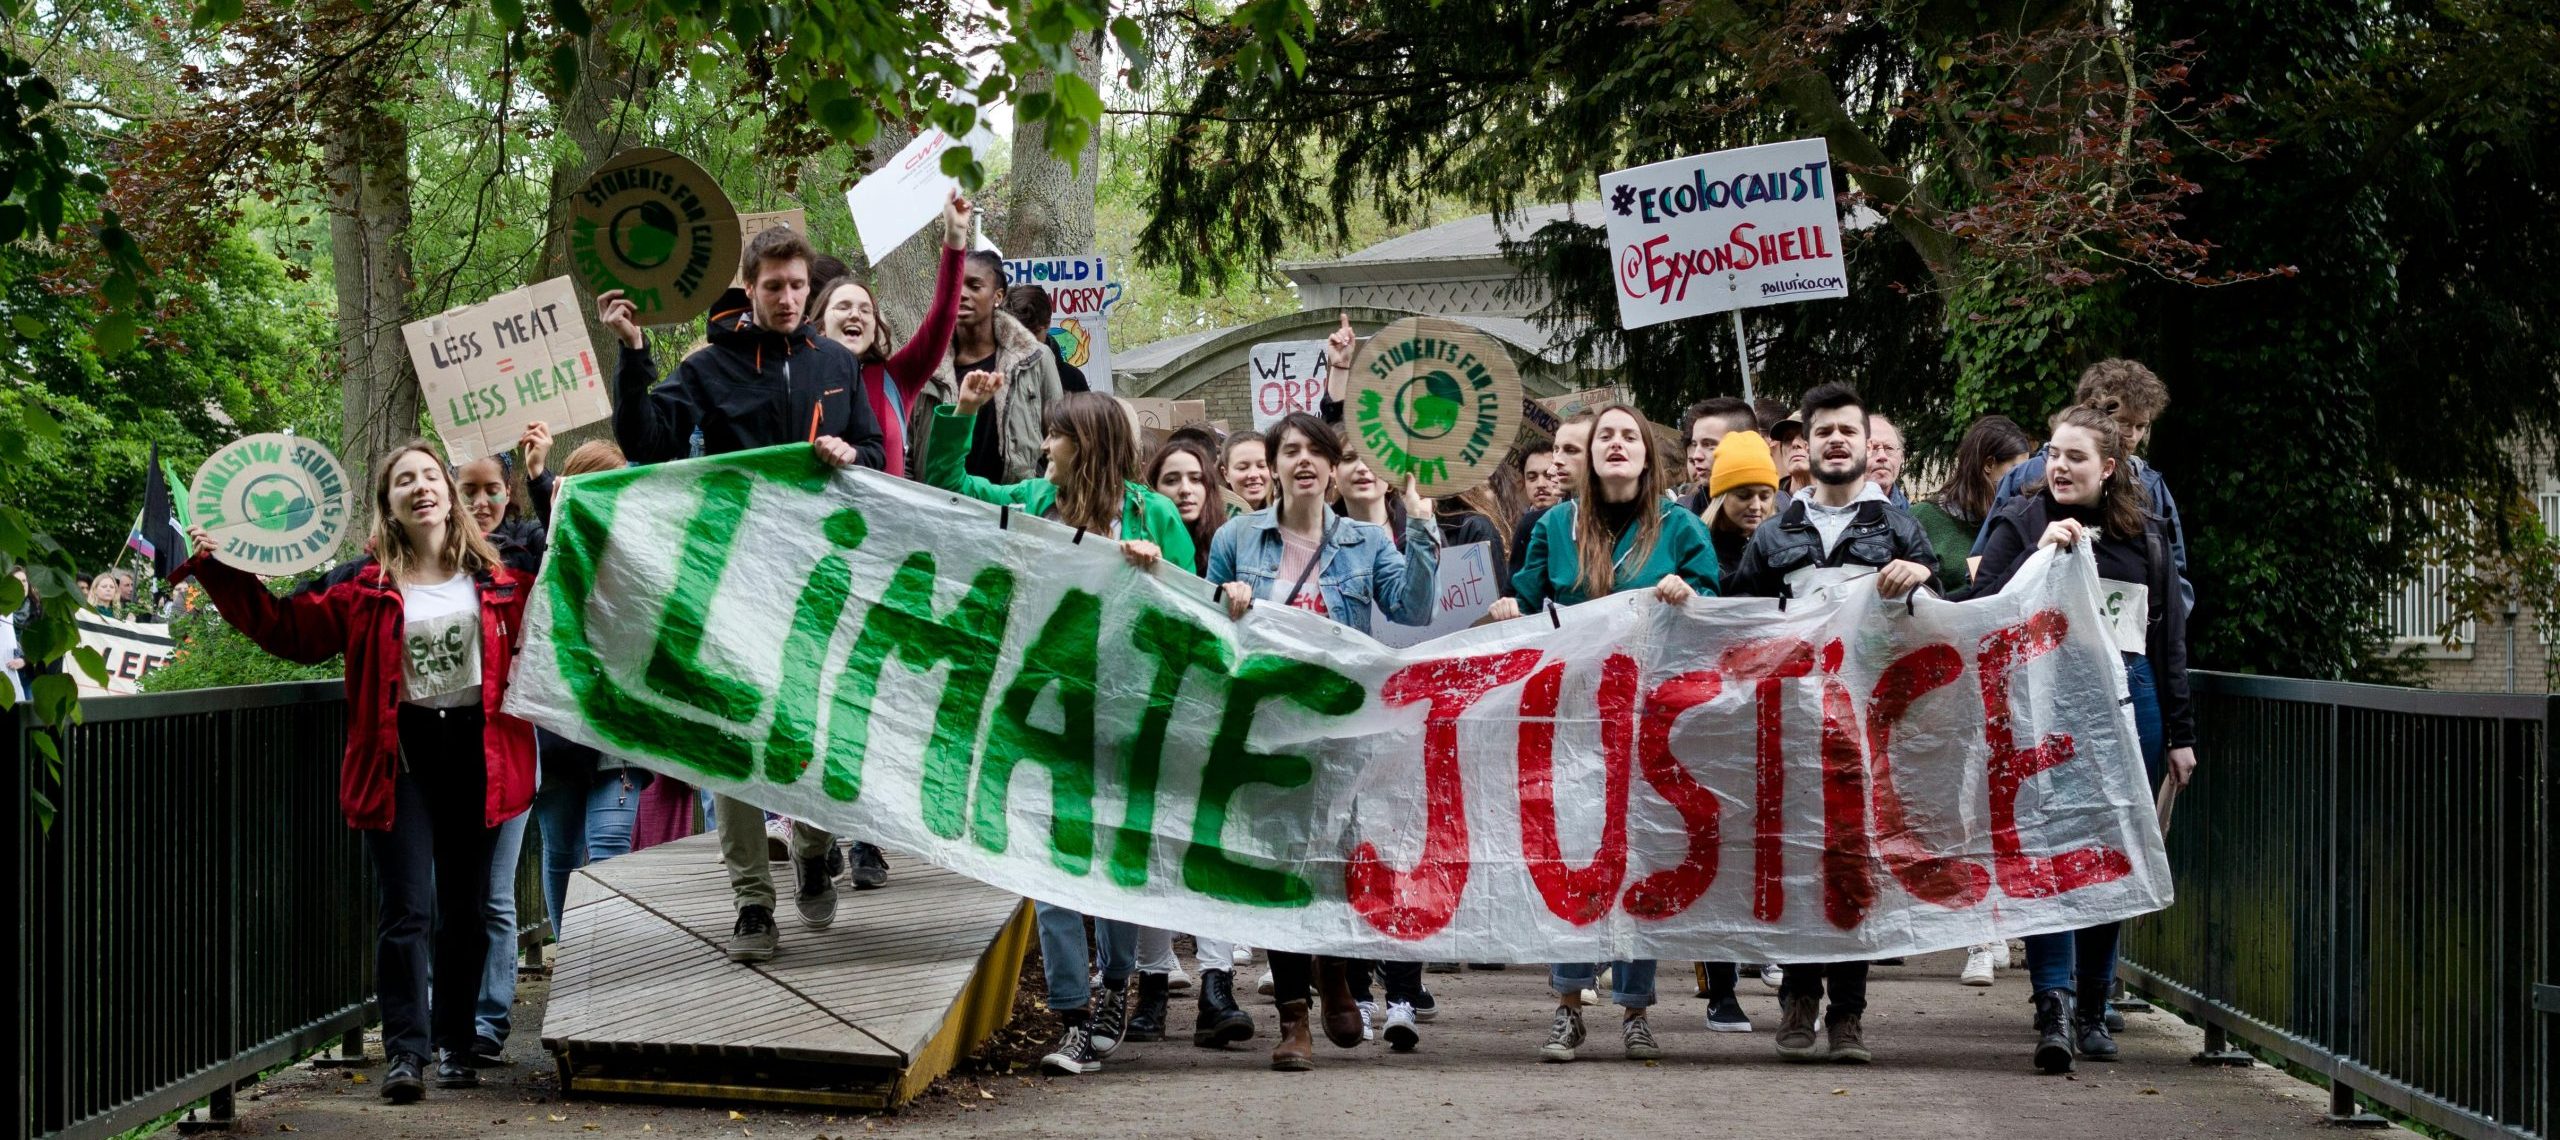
[
  {"left": 568, "top": 147, "right": 741, "bottom": 327},
  {"left": 189, "top": 433, "right": 353, "bottom": 576},
  {"left": 1342, "top": 317, "right": 1525, "bottom": 496}
]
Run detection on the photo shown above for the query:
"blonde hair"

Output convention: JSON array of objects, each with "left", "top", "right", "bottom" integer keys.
[{"left": 371, "top": 441, "right": 502, "bottom": 585}]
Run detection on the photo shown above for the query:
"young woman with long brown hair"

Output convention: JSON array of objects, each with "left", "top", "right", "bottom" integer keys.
[
  {"left": 921, "top": 371, "right": 1193, "bottom": 1077},
  {"left": 178, "top": 441, "right": 536, "bottom": 1103},
  {"left": 1966, "top": 404, "right": 2197, "bottom": 1075}
]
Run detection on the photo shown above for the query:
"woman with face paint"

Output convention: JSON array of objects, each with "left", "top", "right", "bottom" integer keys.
[
  {"left": 1487, "top": 402, "right": 1720, "bottom": 1065},
  {"left": 1966, "top": 405, "right": 2197, "bottom": 1076},
  {"left": 177, "top": 442, "right": 535, "bottom": 1104}
]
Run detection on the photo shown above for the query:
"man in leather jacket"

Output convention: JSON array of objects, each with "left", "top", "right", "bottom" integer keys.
[{"left": 1724, "top": 382, "right": 1937, "bottom": 601}]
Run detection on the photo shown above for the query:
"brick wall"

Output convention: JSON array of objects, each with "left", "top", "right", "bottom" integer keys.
[{"left": 2418, "top": 605, "right": 2554, "bottom": 693}]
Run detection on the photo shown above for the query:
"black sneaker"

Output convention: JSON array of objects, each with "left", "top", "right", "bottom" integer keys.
[
  {"left": 1706, "top": 996, "right": 1753, "bottom": 1032},
  {"left": 1041, "top": 1021, "right": 1102, "bottom": 1074},
  {"left": 848, "top": 842, "right": 891, "bottom": 889},
  {"left": 463, "top": 1035, "right": 507, "bottom": 1067},
  {"left": 380, "top": 1054, "right": 426, "bottom": 1103},
  {"left": 1089, "top": 982, "right": 1131, "bottom": 1056},
  {"left": 825, "top": 842, "right": 845, "bottom": 880},
  {"left": 1410, "top": 988, "right": 1439, "bottom": 1023},
  {"left": 728, "top": 904, "right": 778, "bottom": 962},
  {"left": 434, "top": 1051, "right": 479, "bottom": 1088},
  {"left": 794, "top": 854, "right": 838, "bottom": 929}
]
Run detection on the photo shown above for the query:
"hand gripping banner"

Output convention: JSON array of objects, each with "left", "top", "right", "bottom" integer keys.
[{"left": 506, "top": 446, "right": 2173, "bottom": 963}]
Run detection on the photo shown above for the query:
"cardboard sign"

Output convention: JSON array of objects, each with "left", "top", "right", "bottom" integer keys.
[
  {"left": 1372, "top": 541, "right": 1500, "bottom": 649},
  {"left": 845, "top": 130, "right": 964, "bottom": 265},
  {"left": 189, "top": 433, "right": 351, "bottom": 577},
  {"left": 74, "top": 613, "right": 174, "bottom": 696},
  {"left": 403, "top": 276, "right": 611, "bottom": 465},
  {"left": 1119, "top": 397, "right": 1208, "bottom": 454},
  {"left": 1537, "top": 385, "right": 1628, "bottom": 421},
  {"left": 730, "top": 208, "right": 809, "bottom": 288},
  {"left": 1248, "top": 340, "right": 1330, "bottom": 430},
  {"left": 1002, "top": 254, "right": 1121, "bottom": 394},
  {"left": 1600, "top": 138, "right": 1849, "bottom": 329},
  {"left": 569, "top": 147, "right": 741, "bottom": 327},
  {"left": 1344, "top": 317, "right": 1524, "bottom": 496}
]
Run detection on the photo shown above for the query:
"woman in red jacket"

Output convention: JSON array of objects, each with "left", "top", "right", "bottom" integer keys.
[{"left": 177, "top": 441, "right": 537, "bottom": 1104}]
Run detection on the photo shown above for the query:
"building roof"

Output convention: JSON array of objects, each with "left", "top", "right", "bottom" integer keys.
[{"left": 1282, "top": 202, "right": 1601, "bottom": 277}]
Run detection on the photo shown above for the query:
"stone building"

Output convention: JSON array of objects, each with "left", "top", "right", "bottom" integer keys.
[{"left": 1111, "top": 203, "right": 1613, "bottom": 427}]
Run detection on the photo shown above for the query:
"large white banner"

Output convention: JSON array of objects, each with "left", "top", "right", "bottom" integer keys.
[
  {"left": 76, "top": 612, "right": 175, "bottom": 695},
  {"left": 506, "top": 447, "right": 2172, "bottom": 962},
  {"left": 1600, "top": 137, "right": 1849, "bottom": 329}
]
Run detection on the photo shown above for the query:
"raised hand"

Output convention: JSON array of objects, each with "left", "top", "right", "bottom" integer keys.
[
  {"left": 187, "top": 524, "right": 216, "bottom": 560},
  {"left": 519, "top": 421, "right": 554, "bottom": 479},
  {"left": 1324, "top": 312, "right": 1356, "bottom": 401},
  {"left": 955, "top": 368, "right": 1006, "bottom": 414},
  {"left": 942, "top": 190, "right": 976, "bottom": 251},
  {"left": 596, "top": 289, "right": 644, "bottom": 349}
]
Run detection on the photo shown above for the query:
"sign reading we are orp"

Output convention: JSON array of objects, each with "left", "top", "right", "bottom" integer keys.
[
  {"left": 402, "top": 277, "right": 612, "bottom": 465},
  {"left": 1600, "top": 137, "right": 1850, "bottom": 329}
]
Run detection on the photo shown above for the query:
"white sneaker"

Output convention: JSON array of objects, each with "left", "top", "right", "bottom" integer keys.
[
  {"left": 1960, "top": 944, "right": 1998, "bottom": 987},
  {"left": 1758, "top": 964, "right": 1784, "bottom": 989},
  {"left": 1256, "top": 969, "right": 1275, "bottom": 997},
  {"left": 1356, "top": 999, "right": 1377, "bottom": 1041},
  {"left": 1233, "top": 945, "right": 1255, "bottom": 966},
  {"left": 1382, "top": 1000, "right": 1420, "bottom": 1052},
  {"left": 763, "top": 817, "right": 790, "bottom": 862},
  {"left": 1167, "top": 966, "right": 1194, "bottom": 992},
  {"left": 1579, "top": 987, "right": 1600, "bottom": 1005}
]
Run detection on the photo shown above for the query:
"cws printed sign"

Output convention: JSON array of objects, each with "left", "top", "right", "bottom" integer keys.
[
  {"left": 1600, "top": 138, "right": 1849, "bottom": 329},
  {"left": 1002, "top": 255, "right": 1121, "bottom": 394},
  {"left": 570, "top": 148, "right": 741, "bottom": 327},
  {"left": 188, "top": 434, "right": 352, "bottom": 576},
  {"left": 403, "top": 277, "right": 611, "bottom": 464},
  {"left": 506, "top": 448, "right": 2174, "bottom": 962},
  {"left": 1344, "top": 317, "right": 1524, "bottom": 496}
]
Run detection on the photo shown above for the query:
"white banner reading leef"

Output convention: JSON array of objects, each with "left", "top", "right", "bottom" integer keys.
[
  {"left": 506, "top": 447, "right": 2172, "bottom": 963},
  {"left": 1600, "top": 137, "right": 1850, "bottom": 329},
  {"left": 75, "top": 612, "right": 176, "bottom": 695}
]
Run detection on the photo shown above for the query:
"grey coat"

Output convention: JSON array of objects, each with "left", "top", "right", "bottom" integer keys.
[{"left": 907, "top": 311, "right": 1065, "bottom": 484}]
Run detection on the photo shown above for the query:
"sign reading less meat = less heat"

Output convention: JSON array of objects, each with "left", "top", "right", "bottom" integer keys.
[
  {"left": 505, "top": 448, "right": 2173, "bottom": 964},
  {"left": 569, "top": 148, "right": 741, "bottom": 327}
]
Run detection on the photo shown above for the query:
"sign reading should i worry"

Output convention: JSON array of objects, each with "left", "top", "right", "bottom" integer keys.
[
  {"left": 188, "top": 433, "right": 351, "bottom": 576},
  {"left": 570, "top": 148, "right": 741, "bottom": 327},
  {"left": 1001, "top": 254, "right": 1120, "bottom": 394},
  {"left": 1344, "top": 317, "right": 1523, "bottom": 497},
  {"left": 1600, "top": 137, "right": 1849, "bottom": 329},
  {"left": 402, "top": 276, "right": 611, "bottom": 464}
]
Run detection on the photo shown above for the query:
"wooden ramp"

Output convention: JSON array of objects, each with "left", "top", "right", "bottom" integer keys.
[{"left": 540, "top": 833, "right": 1032, "bottom": 1110}]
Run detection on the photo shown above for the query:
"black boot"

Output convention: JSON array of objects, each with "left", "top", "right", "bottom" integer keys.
[
  {"left": 1126, "top": 972, "right": 1171, "bottom": 1042},
  {"left": 1193, "top": 968, "right": 1256, "bottom": 1048},
  {"left": 2075, "top": 993, "right": 2120, "bottom": 1060},
  {"left": 2032, "top": 988, "right": 2075, "bottom": 1074}
]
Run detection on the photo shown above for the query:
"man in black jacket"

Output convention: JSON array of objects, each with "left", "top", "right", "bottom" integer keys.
[
  {"left": 1723, "top": 382, "right": 1936, "bottom": 1067},
  {"left": 600, "top": 224, "right": 884, "bottom": 965}
]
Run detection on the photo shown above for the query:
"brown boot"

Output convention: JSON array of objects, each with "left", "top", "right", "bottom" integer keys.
[
  {"left": 1271, "top": 1000, "right": 1314, "bottom": 1071},
  {"left": 1775, "top": 994, "right": 1827, "bottom": 1061},
  {"left": 1315, "top": 956, "right": 1365, "bottom": 1048},
  {"left": 1827, "top": 1012, "right": 1871, "bottom": 1064}
]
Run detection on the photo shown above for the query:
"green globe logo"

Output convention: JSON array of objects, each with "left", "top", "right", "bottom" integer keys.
[
  {"left": 1393, "top": 370, "right": 1467, "bottom": 440},
  {"left": 240, "top": 473, "right": 315, "bottom": 534},
  {"left": 609, "top": 202, "right": 681, "bottom": 269}
]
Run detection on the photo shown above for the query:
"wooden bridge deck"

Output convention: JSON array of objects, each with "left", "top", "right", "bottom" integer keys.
[{"left": 540, "top": 833, "right": 1032, "bottom": 1110}]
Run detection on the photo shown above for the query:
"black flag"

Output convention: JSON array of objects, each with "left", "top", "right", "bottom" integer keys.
[{"left": 140, "top": 441, "right": 186, "bottom": 580}]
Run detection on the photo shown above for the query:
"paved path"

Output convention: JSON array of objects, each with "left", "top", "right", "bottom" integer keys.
[{"left": 176, "top": 949, "right": 2392, "bottom": 1140}]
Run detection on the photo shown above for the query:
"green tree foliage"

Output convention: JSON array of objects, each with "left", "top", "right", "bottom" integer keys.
[
  {"left": 1133, "top": 0, "right": 2560, "bottom": 680},
  {"left": 141, "top": 588, "right": 341, "bottom": 693}
]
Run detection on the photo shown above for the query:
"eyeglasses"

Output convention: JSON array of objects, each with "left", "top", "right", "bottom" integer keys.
[{"left": 1868, "top": 442, "right": 1904, "bottom": 457}]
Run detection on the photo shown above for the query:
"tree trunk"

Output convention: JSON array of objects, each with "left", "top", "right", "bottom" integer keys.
[
  {"left": 533, "top": 14, "right": 630, "bottom": 455},
  {"left": 1000, "top": 31, "right": 1101, "bottom": 257},
  {"left": 324, "top": 94, "right": 419, "bottom": 510}
]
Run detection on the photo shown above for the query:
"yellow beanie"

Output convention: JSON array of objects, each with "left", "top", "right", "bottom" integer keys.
[{"left": 1710, "top": 430, "right": 1781, "bottom": 499}]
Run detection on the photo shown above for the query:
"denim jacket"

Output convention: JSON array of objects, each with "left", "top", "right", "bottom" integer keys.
[{"left": 1205, "top": 508, "right": 1439, "bottom": 637}]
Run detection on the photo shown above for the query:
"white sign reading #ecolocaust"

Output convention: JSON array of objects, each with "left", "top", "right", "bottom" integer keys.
[{"left": 1599, "top": 137, "right": 1850, "bottom": 329}]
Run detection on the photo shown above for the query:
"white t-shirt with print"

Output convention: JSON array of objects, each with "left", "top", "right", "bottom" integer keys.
[{"left": 401, "top": 573, "right": 482, "bottom": 707}]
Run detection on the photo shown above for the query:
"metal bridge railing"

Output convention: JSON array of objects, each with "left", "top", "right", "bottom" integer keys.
[{"left": 2121, "top": 671, "right": 2556, "bottom": 1139}]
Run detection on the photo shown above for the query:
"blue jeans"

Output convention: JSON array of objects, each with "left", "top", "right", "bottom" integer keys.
[
  {"left": 2024, "top": 655, "right": 2165, "bottom": 1002},
  {"left": 1551, "top": 959, "right": 1658, "bottom": 1008},
  {"left": 532, "top": 761, "right": 648, "bottom": 937},
  {"left": 1035, "top": 901, "right": 1137, "bottom": 1014},
  {"left": 474, "top": 810, "right": 528, "bottom": 1045}
]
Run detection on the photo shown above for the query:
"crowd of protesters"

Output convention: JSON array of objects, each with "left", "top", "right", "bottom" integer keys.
[{"left": 152, "top": 183, "right": 2197, "bottom": 1100}]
